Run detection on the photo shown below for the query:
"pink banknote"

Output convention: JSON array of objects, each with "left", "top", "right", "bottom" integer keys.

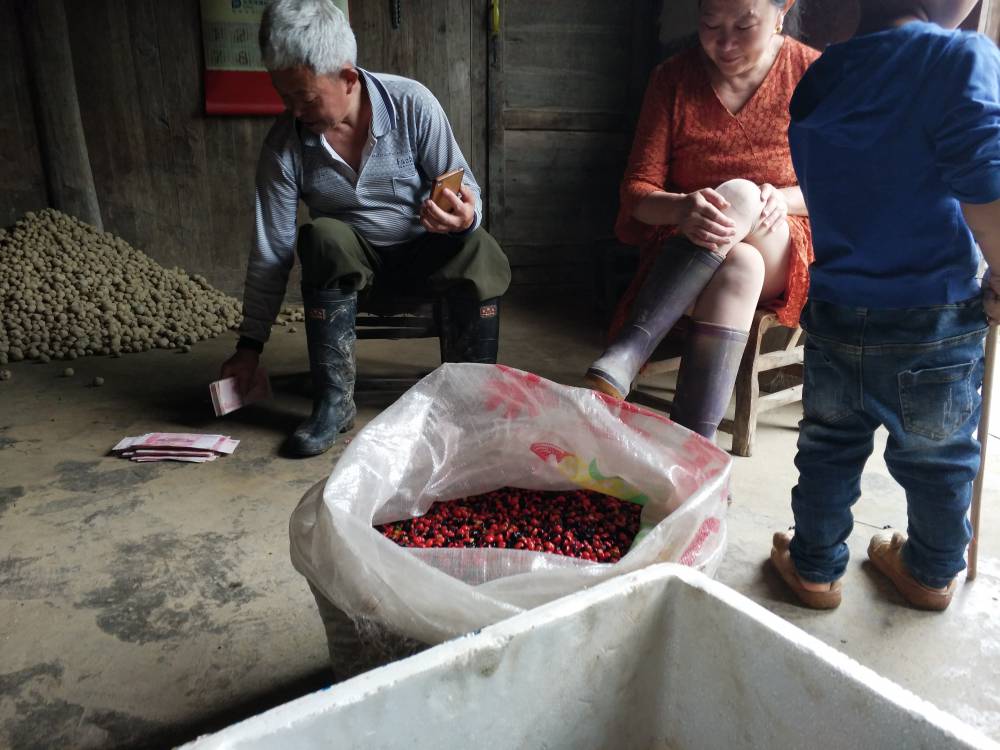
[{"left": 209, "top": 368, "right": 272, "bottom": 417}]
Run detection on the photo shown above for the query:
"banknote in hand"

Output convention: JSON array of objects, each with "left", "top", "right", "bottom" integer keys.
[{"left": 209, "top": 369, "right": 272, "bottom": 417}]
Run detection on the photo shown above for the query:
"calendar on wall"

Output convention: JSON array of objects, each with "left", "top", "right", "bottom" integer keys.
[{"left": 200, "top": 0, "right": 350, "bottom": 115}]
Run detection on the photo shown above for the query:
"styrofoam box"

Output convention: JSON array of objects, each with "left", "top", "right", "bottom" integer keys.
[{"left": 184, "top": 564, "right": 998, "bottom": 749}]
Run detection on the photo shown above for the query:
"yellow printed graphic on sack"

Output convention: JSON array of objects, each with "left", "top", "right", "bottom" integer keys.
[{"left": 530, "top": 443, "right": 649, "bottom": 506}]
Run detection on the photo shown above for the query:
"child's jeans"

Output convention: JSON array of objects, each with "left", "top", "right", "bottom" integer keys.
[{"left": 789, "top": 297, "right": 987, "bottom": 589}]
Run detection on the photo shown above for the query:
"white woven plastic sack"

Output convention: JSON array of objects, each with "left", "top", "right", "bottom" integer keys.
[{"left": 290, "top": 363, "right": 731, "bottom": 645}]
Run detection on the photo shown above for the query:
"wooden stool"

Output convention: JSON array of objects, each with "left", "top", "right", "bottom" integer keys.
[
  {"left": 633, "top": 308, "right": 804, "bottom": 457},
  {"left": 354, "top": 294, "right": 446, "bottom": 390}
]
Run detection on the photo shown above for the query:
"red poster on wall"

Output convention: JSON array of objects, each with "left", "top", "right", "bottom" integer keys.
[{"left": 200, "top": 0, "right": 350, "bottom": 116}]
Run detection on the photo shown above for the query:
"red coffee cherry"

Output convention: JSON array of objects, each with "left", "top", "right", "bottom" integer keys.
[{"left": 375, "top": 487, "right": 641, "bottom": 563}]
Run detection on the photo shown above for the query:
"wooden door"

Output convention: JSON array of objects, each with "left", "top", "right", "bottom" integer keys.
[{"left": 487, "top": 0, "right": 659, "bottom": 293}]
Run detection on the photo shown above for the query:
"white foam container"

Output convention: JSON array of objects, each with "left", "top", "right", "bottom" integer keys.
[{"left": 183, "top": 564, "right": 998, "bottom": 749}]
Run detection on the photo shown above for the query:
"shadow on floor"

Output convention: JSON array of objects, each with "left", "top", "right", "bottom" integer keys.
[{"left": 122, "top": 669, "right": 333, "bottom": 750}]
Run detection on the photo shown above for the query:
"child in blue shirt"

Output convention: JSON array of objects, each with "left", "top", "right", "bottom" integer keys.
[{"left": 771, "top": 0, "right": 1000, "bottom": 611}]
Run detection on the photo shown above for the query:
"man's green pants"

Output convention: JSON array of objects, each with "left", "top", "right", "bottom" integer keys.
[{"left": 296, "top": 218, "right": 511, "bottom": 301}]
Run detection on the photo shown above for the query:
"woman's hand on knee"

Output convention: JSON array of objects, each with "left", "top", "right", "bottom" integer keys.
[
  {"left": 757, "top": 184, "right": 789, "bottom": 234},
  {"left": 679, "top": 188, "right": 737, "bottom": 253}
]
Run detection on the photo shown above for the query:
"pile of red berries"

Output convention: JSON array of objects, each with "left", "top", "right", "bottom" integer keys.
[{"left": 375, "top": 487, "right": 641, "bottom": 563}]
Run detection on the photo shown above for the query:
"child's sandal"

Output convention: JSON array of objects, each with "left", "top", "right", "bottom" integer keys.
[
  {"left": 770, "top": 531, "right": 843, "bottom": 610},
  {"left": 867, "top": 531, "right": 955, "bottom": 611}
]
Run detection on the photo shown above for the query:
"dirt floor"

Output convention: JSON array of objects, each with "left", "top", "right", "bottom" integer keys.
[{"left": 1, "top": 292, "right": 998, "bottom": 749}]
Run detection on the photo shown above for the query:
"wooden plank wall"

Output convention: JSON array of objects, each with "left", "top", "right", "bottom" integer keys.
[
  {"left": 0, "top": 0, "right": 47, "bottom": 228},
  {"left": 497, "top": 0, "right": 659, "bottom": 293},
  {"left": 63, "top": 0, "right": 270, "bottom": 296}
]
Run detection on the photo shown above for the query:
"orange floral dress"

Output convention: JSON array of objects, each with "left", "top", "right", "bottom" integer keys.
[{"left": 611, "top": 37, "right": 820, "bottom": 336}]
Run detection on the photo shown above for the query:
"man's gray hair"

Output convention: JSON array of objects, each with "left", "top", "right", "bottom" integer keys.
[{"left": 259, "top": 0, "right": 357, "bottom": 74}]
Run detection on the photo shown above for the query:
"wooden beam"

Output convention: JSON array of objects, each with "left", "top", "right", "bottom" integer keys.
[
  {"left": 642, "top": 356, "right": 683, "bottom": 376},
  {"left": 502, "top": 108, "right": 625, "bottom": 132},
  {"left": 470, "top": 0, "right": 489, "bottom": 185},
  {"left": 756, "top": 348, "right": 805, "bottom": 370},
  {"left": 758, "top": 385, "right": 804, "bottom": 412},
  {"left": 978, "top": 0, "right": 1000, "bottom": 42},
  {"left": 486, "top": 0, "right": 505, "bottom": 237},
  {"left": 16, "top": 0, "right": 102, "bottom": 230}
]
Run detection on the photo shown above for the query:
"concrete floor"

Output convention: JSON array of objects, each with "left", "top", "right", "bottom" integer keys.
[{"left": 1, "top": 292, "right": 999, "bottom": 749}]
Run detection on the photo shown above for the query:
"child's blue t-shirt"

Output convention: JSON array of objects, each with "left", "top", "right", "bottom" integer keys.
[{"left": 789, "top": 21, "right": 1000, "bottom": 308}]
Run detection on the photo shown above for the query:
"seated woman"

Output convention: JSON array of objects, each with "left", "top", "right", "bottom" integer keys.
[{"left": 586, "top": 0, "right": 817, "bottom": 441}]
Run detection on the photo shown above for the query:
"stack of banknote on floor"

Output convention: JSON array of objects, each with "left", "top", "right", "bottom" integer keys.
[{"left": 111, "top": 433, "right": 240, "bottom": 462}]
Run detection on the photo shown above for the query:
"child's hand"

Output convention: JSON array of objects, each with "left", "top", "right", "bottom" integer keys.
[{"left": 984, "top": 269, "right": 1000, "bottom": 325}]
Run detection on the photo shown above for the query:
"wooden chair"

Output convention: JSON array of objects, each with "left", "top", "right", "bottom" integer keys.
[
  {"left": 632, "top": 308, "right": 804, "bottom": 457},
  {"left": 354, "top": 294, "right": 446, "bottom": 390}
]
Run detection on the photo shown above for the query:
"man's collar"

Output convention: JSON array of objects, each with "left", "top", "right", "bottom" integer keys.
[{"left": 357, "top": 67, "right": 395, "bottom": 138}]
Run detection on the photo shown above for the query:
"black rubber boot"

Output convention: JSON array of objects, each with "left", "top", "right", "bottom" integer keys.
[
  {"left": 442, "top": 296, "right": 500, "bottom": 363},
  {"left": 670, "top": 320, "right": 749, "bottom": 441},
  {"left": 586, "top": 238, "right": 724, "bottom": 399},
  {"left": 285, "top": 288, "right": 358, "bottom": 457}
]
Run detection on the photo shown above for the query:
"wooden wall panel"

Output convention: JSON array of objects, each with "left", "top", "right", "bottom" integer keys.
[
  {"left": 503, "top": 130, "right": 628, "bottom": 246},
  {"left": 69, "top": 1, "right": 153, "bottom": 258},
  {"left": 500, "top": 128, "right": 630, "bottom": 296},
  {"left": 0, "top": 0, "right": 47, "bottom": 227},
  {"left": 63, "top": 0, "right": 273, "bottom": 296},
  {"left": 490, "top": 0, "right": 658, "bottom": 296},
  {"left": 503, "top": 23, "right": 633, "bottom": 113}
]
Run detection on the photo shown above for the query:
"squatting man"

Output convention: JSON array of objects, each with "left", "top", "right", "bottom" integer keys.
[{"left": 221, "top": 0, "right": 510, "bottom": 456}]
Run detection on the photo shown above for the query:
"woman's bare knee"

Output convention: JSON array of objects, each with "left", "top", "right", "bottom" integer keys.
[{"left": 716, "top": 179, "right": 764, "bottom": 246}]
